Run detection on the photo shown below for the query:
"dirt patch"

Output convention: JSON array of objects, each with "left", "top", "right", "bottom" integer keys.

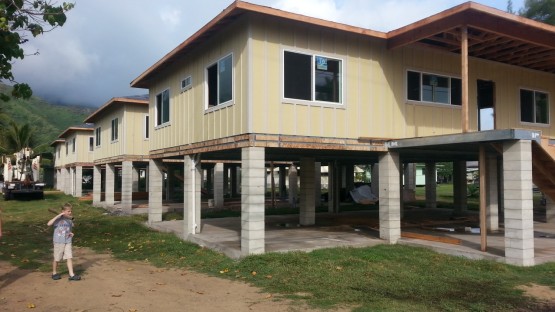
[
  {"left": 0, "top": 247, "right": 338, "bottom": 312},
  {"left": 517, "top": 283, "right": 555, "bottom": 312}
]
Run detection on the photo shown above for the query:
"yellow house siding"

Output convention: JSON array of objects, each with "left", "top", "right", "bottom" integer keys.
[
  {"left": 149, "top": 20, "right": 249, "bottom": 152},
  {"left": 122, "top": 104, "right": 149, "bottom": 156}
]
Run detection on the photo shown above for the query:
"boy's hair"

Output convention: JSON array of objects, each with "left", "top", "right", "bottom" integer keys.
[{"left": 61, "top": 203, "right": 73, "bottom": 211}]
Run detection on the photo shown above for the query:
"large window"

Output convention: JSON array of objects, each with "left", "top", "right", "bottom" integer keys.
[
  {"left": 521, "top": 89, "right": 549, "bottom": 124},
  {"left": 89, "top": 137, "right": 94, "bottom": 152},
  {"left": 95, "top": 127, "right": 101, "bottom": 147},
  {"left": 111, "top": 118, "right": 118, "bottom": 141},
  {"left": 284, "top": 51, "right": 342, "bottom": 104},
  {"left": 407, "top": 70, "right": 461, "bottom": 105},
  {"left": 207, "top": 54, "right": 233, "bottom": 107},
  {"left": 156, "top": 89, "right": 170, "bottom": 126},
  {"left": 72, "top": 137, "right": 76, "bottom": 153}
]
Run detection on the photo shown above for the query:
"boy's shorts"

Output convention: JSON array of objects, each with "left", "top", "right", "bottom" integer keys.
[{"left": 53, "top": 243, "right": 73, "bottom": 261}]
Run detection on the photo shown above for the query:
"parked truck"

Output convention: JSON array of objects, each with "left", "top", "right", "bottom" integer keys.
[{"left": 2, "top": 147, "right": 44, "bottom": 200}]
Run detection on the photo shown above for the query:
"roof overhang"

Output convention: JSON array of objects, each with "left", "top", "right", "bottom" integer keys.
[
  {"left": 58, "top": 126, "right": 94, "bottom": 139},
  {"left": 84, "top": 96, "right": 148, "bottom": 123},
  {"left": 387, "top": 2, "right": 555, "bottom": 74},
  {"left": 50, "top": 139, "right": 65, "bottom": 147},
  {"left": 130, "top": 0, "right": 385, "bottom": 89}
]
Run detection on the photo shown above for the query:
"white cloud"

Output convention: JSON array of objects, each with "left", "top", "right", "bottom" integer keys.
[{"left": 160, "top": 7, "right": 182, "bottom": 28}]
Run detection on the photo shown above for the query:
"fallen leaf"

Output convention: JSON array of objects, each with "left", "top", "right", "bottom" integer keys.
[
  {"left": 126, "top": 268, "right": 134, "bottom": 271},
  {"left": 336, "top": 266, "right": 343, "bottom": 270},
  {"left": 112, "top": 294, "right": 122, "bottom": 297},
  {"left": 265, "top": 275, "right": 273, "bottom": 279},
  {"left": 251, "top": 271, "right": 257, "bottom": 276},
  {"left": 27, "top": 303, "right": 36, "bottom": 309},
  {"left": 156, "top": 282, "right": 166, "bottom": 286},
  {"left": 128, "top": 309, "right": 138, "bottom": 312},
  {"left": 265, "top": 294, "right": 273, "bottom": 299}
]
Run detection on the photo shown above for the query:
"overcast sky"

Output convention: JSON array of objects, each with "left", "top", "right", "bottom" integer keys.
[{"left": 11, "top": 0, "right": 524, "bottom": 107}]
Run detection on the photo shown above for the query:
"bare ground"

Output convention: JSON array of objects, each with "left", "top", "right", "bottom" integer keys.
[{"left": 0, "top": 247, "right": 335, "bottom": 312}]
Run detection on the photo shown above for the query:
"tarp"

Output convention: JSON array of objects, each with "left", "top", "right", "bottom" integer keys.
[{"left": 350, "top": 184, "right": 378, "bottom": 204}]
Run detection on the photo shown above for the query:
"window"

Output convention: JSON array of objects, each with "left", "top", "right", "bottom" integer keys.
[
  {"left": 521, "top": 89, "right": 549, "bottom": 124},
  {"left": 111, "top": 118, "right": 118, "bottom": 141},
  {"left": 407, "top": 70, "right": 461, "bottom": 105},
  {"left": 181, "top": 76, "right": 192, "bottom": 91},
  {"left": 89, "top": 137, "right": 94, "bottom": 152},
  {"left": 284, "top": 51, "right": 342, "bottom": 104},
  {"left": 65, "top": 142, "right": 68, "bottom": 155},
  {"left": 156, "top": 89, "right": 170, "bottom": 125},
  {"left": 144, "top": 115, "right": 149, "bottom": 139},
  {"left": 57, "top": 146, "right": 60, "bottom": 159},
  {"left": 72, "top": 137, "right": 76, "bottom": 153},
  {"left": 95, "top": 127, "right": 101, "bottom": 147},
  {"left": 207, "top": 54, "right": 233, "bottom": 107}
]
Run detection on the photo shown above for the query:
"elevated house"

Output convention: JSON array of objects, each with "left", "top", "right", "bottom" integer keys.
[
  {"left": 84, "top": 95, "right": 150, "bottom": 211},
  {"left": 130, "top": 1, "right": 555, "bottom": 265},
  {"left": 51, "top": 124, "right": 95, "bottom": 197}
]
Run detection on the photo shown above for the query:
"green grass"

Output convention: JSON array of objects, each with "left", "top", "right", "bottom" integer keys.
[{"left": 1, "top": 193, "right": 554, "bottom": 311}]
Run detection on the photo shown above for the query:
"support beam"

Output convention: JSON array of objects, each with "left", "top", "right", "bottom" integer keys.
[
  {"left": 300, "top": 157, "right": 316, "bottom": 226},
  {"left": 425, "top": 163, "right": 437, "bottom": 208},
  {"left": 479, "top": 145, "right": 487, "bottom": 251},
  {"left": 486, "top": 155, "right": 499, "bottom": 231},
  {"left": 461, "top": 26, "right": 469, "bottom": 133},
  {"left": 92, "top": 165, "right": 102, "bottom": 206},
  {"left": 184, "top": 154, "right": 201, "bottom": 236},
  {"left": 214, "top": 163, "right": 224, "bottom": 208},
  {"left": 121, "top": 161, "right": 133, "bottom": 212},
  {"left": 241, "top": 147, "right": 265, "bottom": 256},
  {"left": 379, "top": 152, "right": 401, "bottom": 243},
  {"left": 75, "top": 166, "right": 83, "bottom": 197},
  {"left": 148, "top": 159, "right": 164, "bottom": 223},
  {"left": 105, "top": 164, "right": 115, "bottom": 208}
]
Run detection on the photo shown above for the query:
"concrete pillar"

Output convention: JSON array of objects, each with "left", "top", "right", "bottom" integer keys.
[
  {"left": 300, "top": 157, "right": 316, "bottom": 225},
  {"left": 121, "top": 161, "right": 133, "bottom": 212},
  {"left": 206, "top": 166, "right": 213, "bottom": 195},
  {"left": 184, "top": 155, "right": 201, "bottom": 236},
  {"left": 486, "top": 155, "right": 499, "bottom": 232},
  {"left": 75, "top": 166, "right": 83, "bottom": 197},
  {"left": 371, "top": 163, "right": 379, "bottom": 197},
  {"left": 223, "top": 164, "right": 229, "bottom": 197},
  {"left": 425, "top": 162, "right": 437, "bottom": 209},
  {"left": 148, "top": 159, "right": 164, "bottom": 223},
  {"left": 345, "top": 164, "right": 354, "bottom": 192},
  {"left": 328, "top": 162, "right": 341, "bottom": 213},
  {"left": 60, "top": 168, "right": 67, "bottom": 194},
  {"left": 241, "top": 147, "right": 265, "bottom": 256},
  {"left": 279, "top": 165, "right": 287, "bottom": 199},
  {"left": 403, "top": 163, "right": 416, "bottom": 201},
  {"left": 214, "top": 163, "right": 224, "bottom": 208},
  {"left": 93, "top": 165, "right": 101, "bottom": 206},
  {"left": 288, "top": 164, "right": 298, "bottom": 206},
  {"left": 105, "top": 164, "right": 116, "bottom": 207},
  {"left": 166, "top": 165, "right": 173, "bottom": 201},
  {"left": 546, "top": 196, "right": 555, "bottom": 224},
  {"left": 132, "top": 167, "right": 139, "bottom": 192},
  {"left": 379, "top": 152, "right": 401, "bottom": 244},
  {"left": 231, "top": 165, "right": 239, "bottom": 197},
  {"left": 453, "top": 161, "right": 468, "bottom": 214},
  {"left": 503, "top": 140, "right": 534, "bottom": 266},
  {"left": 315, "top": 162, "right": 322, "bottom": 207}
]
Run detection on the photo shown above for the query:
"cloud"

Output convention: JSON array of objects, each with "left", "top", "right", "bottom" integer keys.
[{"left": 160, "top": 7, "right": 182, "bottom": 28}]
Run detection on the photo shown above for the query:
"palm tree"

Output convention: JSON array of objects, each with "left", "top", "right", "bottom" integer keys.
[{"left": 2, "top": 121, "right": 36, "bottom": 154}]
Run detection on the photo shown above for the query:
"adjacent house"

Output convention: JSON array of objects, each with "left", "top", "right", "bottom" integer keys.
[
  {"left": 129, "top": 0, "right": 555, "bottom": 266},
  {"left": 83, "top": 95, "right": 150, "bottom": 211},
  {"left": 51, "top": 124, "right": 95, "bottom": 197}
]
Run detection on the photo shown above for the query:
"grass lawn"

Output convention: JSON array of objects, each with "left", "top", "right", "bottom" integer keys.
[{"left": 1, "top": 192, "right": 554, "bottom": 311}]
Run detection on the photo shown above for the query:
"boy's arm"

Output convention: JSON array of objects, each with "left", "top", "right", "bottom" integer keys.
[{"left": 47, "top": 213, "right": 65, "bottom": 226}]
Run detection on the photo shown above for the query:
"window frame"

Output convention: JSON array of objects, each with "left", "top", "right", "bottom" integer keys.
[
  {"left": 155, "top": 89, "right": 170, "bottom": 127},
  {"left": 89, "top": 136, "right": 94, "bottom": 152},
  {"left": 520, "top": 88, "right": 550, "bottom": 125},
  {"left": 144, "top": 115, "right": 150, "bottom": 139},
  {"left": 111, "top": 117, "right": 119, "bottom": 142},
  {"left": 205, "top": 53, "right": 234, "bottom": 110},
  {"left": 181, "top": 75, "right": 192, "bottom": 92},
  {"left": 282, "top": 49, "right": 344, "bottom": 105},
  {"left": 406, "top": 69, "right": 462, "bottom": 106},
  {"left": 95, "top": 127, "right": 101, "bottom": 147},
  {"left": 72, "top": 137, "right": 76, "bottom": 153}
]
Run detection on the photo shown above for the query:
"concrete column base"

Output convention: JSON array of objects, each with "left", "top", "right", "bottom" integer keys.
[
  {"left": 148, "top": 159, "right": 164, "bottom": 223},
  {"left": 105, "top": 164, "right": 116, "bottom": 207},
  {"left": 300, "top": 158, "right": 315, "bottom": 226},
  {"left": 121, "top": 161, "right": 133, "bottom": 212},
  {"left": 241, "top": 147, "right": 265, "bottom": 256},
  {"left": 92, "top": 165, "right": 102, "bottom": 206},
  {"left": 379, "top": 152, "right": 401, "bottom": 244}
]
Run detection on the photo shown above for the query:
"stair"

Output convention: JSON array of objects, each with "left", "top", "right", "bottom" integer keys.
[{"left": 531, "top": 137, "right": 555, "bottom": 201}]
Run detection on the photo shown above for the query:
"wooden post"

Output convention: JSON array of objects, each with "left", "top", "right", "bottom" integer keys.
[
  {"left": 479, "top": 145, "right": 487, "bottom": 251},
  {"left": 461, "top": 26, "right": 469, "bottom": 133}
]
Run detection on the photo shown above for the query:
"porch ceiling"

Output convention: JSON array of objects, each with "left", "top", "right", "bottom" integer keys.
[{"left": 387, "top": 2, "right": 555, "bottom": 74}]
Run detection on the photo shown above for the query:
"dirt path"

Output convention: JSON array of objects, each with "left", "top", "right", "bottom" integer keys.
[{"left": 0, "top": 247, "right": 325, "bottom": 312}]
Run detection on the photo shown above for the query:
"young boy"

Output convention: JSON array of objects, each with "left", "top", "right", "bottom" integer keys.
[{"left": 47, "top": 203, "right": 81, "bottom": 281}]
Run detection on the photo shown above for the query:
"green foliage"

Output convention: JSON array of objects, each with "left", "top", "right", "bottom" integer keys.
[
  {"left": 0, "top": 0, "right": 74, "bottom": 101},
  {"left": 520, "top": 0, "right": 555, "bottom": 25}
]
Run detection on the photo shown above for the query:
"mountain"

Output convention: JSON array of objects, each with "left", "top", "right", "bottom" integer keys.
[{"left": 0, "top": 84, "right": 95, "bottom": 152}]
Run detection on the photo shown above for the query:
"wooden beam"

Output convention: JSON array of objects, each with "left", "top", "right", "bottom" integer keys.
[
  {"left": 401, "top": 232, "right": 461, "bottom": 245},
  {"left": 461, "top": 26, "right": 469, "bottom": 133},
  {"left": 479, "top": 145, "right": 487, "bottom": 251}
]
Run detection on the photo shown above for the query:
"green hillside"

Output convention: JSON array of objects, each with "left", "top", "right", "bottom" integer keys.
[{"left": 0, "top": 84, "right": 94, "bottom": 152}]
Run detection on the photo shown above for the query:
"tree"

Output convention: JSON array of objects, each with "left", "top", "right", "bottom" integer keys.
[
  {"left": 0, "top": 0, "right": 74, "bottom": 101},
  {"left": 2, "top": 120, "right": 35, "bottom": 153},
  {"left": 519, "top": 0, "right": 555, "bottom": 25},
  {"left": 507, "top": 0, "right": 515, "bottom": 14}
]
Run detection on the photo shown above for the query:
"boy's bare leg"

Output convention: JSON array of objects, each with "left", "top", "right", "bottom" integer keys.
[
  {"left": 52, "top": 260, "right": 58, "bottom": 275},
  {"left": 67, "top": 258, "right": 75, "bottom": 277}
]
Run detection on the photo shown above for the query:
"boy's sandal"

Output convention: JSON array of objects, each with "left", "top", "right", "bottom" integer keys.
[
  {"left": 51, "top": 273, "right": 61, "bottom": 280},
  {"left": 68, "top": 275, "right": 81, "bottom": 281}
]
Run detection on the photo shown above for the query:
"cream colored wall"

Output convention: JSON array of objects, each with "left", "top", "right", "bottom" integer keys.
[
  {"left": 249, "top": 16, "right": 555, "bottom": 140},
  {"left": 65, "top": 132, "right": 94, "bottom": 164},
  {"left": 92, "top": 109, "right": 123, "bottom": 160},
  {"left": 148, "top": 20, "right": 249, "bottom": 151},
  {"left": 122, "top": 104, "right": 149, "bottom": 156},
  {"left": 53, "top": 142, "right": 66, "bottom": 167}
]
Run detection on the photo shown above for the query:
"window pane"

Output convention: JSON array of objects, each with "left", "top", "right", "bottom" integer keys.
[
  {"left": 145, "top": 115, "right": 149, "bottom": 139},
  {"left": 450, "top": 78, "right": 462, "bottom": 105},
  {"left": 218, "top": 55, "right": 233, "bottom": 104},
  {"left": 407, "top": 71, "right": 420, "bottom": 101},
  {"left": 535, "top": 92, "right": 549, "bottom": 124},
  {"left": 520, "top": 89, "right": 534, "bottom": 122},
  {"left": 207, "top": 64, "right": 217, "bottom": 106},
  {"left": 422, "top": 74, "right": 449, "bottom": 104},
  {"left": 156, "top": 93, "right": 163, "bottom": 125},
  {"left": 284, "top": 51, "right": 311, "bottom": 101},
  {"left": 162, "top": 90, "right": 170, "bottom": 123},
  {"left": 315, "top": 56, "right": 341, "bottom": 103}
]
